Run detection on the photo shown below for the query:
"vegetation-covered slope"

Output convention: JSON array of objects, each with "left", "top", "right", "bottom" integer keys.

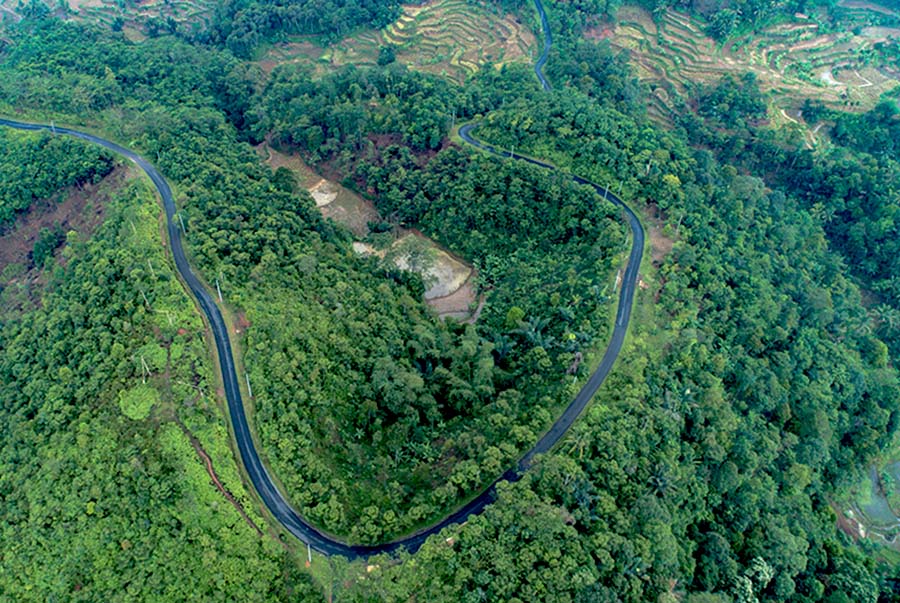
[
  {"left": 2, "top": 1, "right": 900, "bottom": 600},
  {"left": 0, "top": 17, "right": 628, "bottom": 544},
  {"left": 0, "top": 132, "right": 318, "bottom": 601},
  {"left": 0, "top": 128, "right": 113, "bottom": 228}
]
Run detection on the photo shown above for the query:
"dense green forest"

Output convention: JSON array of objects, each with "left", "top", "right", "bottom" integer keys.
[
  {"left": 3, "top": 1, "right": 900, "bottom": 601},
  {"left": 678, "top": 76, "right": 900, "bottom": 361},
  {"left": 0, "top": 132, "right": 318, "bottom": 600},
  {"left": 243, "top": 143, "right": 626, "bottom": 540},
  {"left": 0, "top": 18, "right": 626, "bottom": 543}
]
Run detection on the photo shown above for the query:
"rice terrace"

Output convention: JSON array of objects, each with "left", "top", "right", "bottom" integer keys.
[
  {"left": 0, "top": 0, "right": 216, "bottom": 37},
  {"left": 606, "top": 0, "right": 900, "bottom": 126},
  {"left": 259, "top": 0, "right": 536, "bottom": 82}
]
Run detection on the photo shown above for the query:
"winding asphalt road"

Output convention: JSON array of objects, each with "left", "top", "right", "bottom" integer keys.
[{"left": 0, "top": 0, "right": 643, "bottom": 560}]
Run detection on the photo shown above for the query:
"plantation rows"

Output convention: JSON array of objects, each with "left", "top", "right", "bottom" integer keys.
[
  {"left": 327, "top": 0, "right": 534, "bottom": 82},
  {"left": 610, "top": 3, "right": 900, "bottom": 122},
  {"left": 56, "top": 0, "right": 212, "bottom": 30}
]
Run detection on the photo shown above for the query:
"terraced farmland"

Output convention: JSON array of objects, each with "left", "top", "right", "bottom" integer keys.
[
  {"left": 608, "top": 1, "right": 900, "bottom": 125},
  {"left": 0, "top": 0, "right": 215, "bottom": 33},
  {"left": 260, "top": 0, "right": 536, "bottom": 83}
]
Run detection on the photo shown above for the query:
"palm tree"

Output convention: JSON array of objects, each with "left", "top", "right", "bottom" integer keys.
[{"left": 514, "top": 315, "right": 553, "bottom": 348}]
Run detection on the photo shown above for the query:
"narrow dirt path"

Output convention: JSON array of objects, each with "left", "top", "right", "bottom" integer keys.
[{"left": 174, "top": 418, "right": 264, "bottom": 537}]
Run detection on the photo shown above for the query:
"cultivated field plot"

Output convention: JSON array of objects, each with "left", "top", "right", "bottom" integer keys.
[
  {"left": 0, "top": 0, "right": 215, "bottom": 34},
  {"left": 260, "top": 0, "right": 536, "bottom": 83},
  {"left": 608, "top": 1, "right": 900, "bottom": 122}
]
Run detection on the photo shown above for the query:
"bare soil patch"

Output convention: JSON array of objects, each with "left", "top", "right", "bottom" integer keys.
[
  {"left": 258, "top": 41, "right": 324, "bottom": 75},
  {"left": 584, "top": 25, "right": 614, "bottom": 41},
  {"left": 392, "top": 232, "right": 472, "bottom": 299},
  {"left": 67, "top": 0, "right": 105, "bottom": 9},
  {"left": 832, "top": 502, "right": 865, "bottom": 541},
  {"left": 258, "top": 145, "right": 478, "bottom": 318},
  {"left": 428, "top": 275, "right": 482, "bottom": 321},
  {"left": 0, "top": 165, "right": 128, "bottom": 276},
  {"left": 308, "top": 179, "right": 339, "bottom": 207},
  {"left": 320, "top": 194, "right": 380, "bottom": 238},
  {"left": 644, "top": 203, "right": 675, "bottom": 267},
  {"left": 259, "top": 143, "right": 380, "bottom": 237},
  {"left": 351, "top": 234, "right": 476, "bottom": 310},
  {"left": 259, "top": 144, "right": 319, "bottom": 185}
]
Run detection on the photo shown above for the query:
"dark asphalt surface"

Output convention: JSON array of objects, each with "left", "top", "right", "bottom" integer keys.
[
  {"left": 0, "top": 0, "right": 643, "bottom": 559},
  {"left": 533, "top": 0, "right": 552, "bottom": 91},
  {"left": 457, "top": 125, "right": 645, "bottom": 469}
]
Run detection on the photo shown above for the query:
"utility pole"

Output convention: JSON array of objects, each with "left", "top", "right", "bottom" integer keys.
[
  {"left": 178, "top": 213, "right": 186, "bottom": 233},
  {"left": 140, "top": 355, "right": 151, "bottom": 383},
  {"left": 246, "top": 374, "right": 253, "bottom": 398},
  {"left": 147, "top": 259, "right": 155, "bottom": 277},
  {"left": 215, "top": 278, "right": 223, "bottom": 303}
]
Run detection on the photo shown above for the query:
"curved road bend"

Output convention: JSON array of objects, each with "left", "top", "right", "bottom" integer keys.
[
  {"left": 533, "top": 0, "right": 552, "bottom": 91},
  {"left": 0, "top": 0, "right": 643, "bottom": 560}
]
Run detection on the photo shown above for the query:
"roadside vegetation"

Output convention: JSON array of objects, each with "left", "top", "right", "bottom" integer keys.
[
  {"left": 0, "top": 128, "right": 113, "bottom": 229},
  {"left": 0, "top": 131, "right": 316, "bottom": 601}
]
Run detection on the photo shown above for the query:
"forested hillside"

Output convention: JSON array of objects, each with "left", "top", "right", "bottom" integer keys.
[
  {"left": 0, "top": 132, "right": 319, "bottom": 600},
  {"left": 2, "top": 1, "right": 900, "bottom": 601},
  {"left": 679, "top": 77, "right": 900, "bottom": 361}
]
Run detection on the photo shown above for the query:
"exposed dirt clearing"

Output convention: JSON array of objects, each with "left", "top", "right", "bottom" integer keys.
[
  {"left": 584, "top": 25, "right": 614, "bottom": 41},
  {"left": 259, "top": 145, "right": 477, "bottom": 316},
  {"left": 259, "top": 144, "right": 320, "bottom": 185},
  {"left": 259, "top": 144, "right": 379, "bottom": 234},
  {"left": 820, "top": 68, "right": 841, "bottom": 86},
  {"left": 0, "top": 166, "right": 128, "bottom": 276},
  {"left": 320, "top": 195, "right": 380, "bottom": 238},
  {"left": 308, "top": 179, "right": 338, "bottom": 207},
  {"left": 67, "top": 0, "right": 106, "bottom": 9},
  {"left": 645, "top": 203, "right": 675, "bottom": 267},
  {"left": 352, "top": 235, "right": 474, "bottom": 302},
  {"left": 833, "top": 503, "right": 865, "bottom": 540},
  {"left": 258, "top": 41, "right": 324, "bottom": 75},
  {"left": 428, "top": 275, "right": 481, "bottom": 321},
  {"left": 789, "top": 34, "right": 838, "bottom": 52},
  {"left": 391, "top": 233, "right": 472, "bottom": 299}
]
